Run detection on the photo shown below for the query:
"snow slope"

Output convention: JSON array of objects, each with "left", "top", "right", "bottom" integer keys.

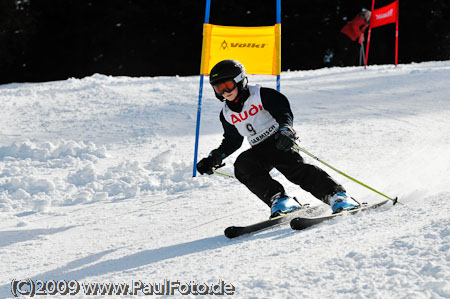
[{"left": 1, "top": 61, "right": 450, "bottom": 298}]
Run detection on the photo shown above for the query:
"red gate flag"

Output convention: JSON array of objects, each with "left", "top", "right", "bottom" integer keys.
[
  {"left": 365, "top": 0, "right": 399, "bottom": 67},
  {"left": 370, "top": 1, "right": 398, "bottom": 28}
]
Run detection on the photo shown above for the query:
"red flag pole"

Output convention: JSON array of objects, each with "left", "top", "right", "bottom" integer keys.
[
  {"left": 365, "top": 29, "right": 372, "bottom": 69},
  {"left": 365, "top": 0, "right": 376, "bottom": 68},
  {"left": 395, "top": 0, "right": 399, "bottom": 66}
]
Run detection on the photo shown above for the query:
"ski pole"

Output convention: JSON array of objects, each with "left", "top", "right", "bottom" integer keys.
[
  {"left": 212, "top": 164, "right": 235, "bottom": 179},
  {"left": 294, "top": 144, "right": 398, "bottom": 205},
  {"left": 359, "top": 41, "right": 364, "bottom": 66},
  {"left": 213, "top": 169, "right": 234, "bottom": 178}
]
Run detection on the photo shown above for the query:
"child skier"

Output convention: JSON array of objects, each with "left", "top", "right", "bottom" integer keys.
[{"left": 196, "top": 59, "right": 359, "bottom": 218}]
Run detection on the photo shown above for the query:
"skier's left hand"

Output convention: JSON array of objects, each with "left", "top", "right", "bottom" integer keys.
[{"left": 274, "top": 126, "right": 297, "bottom": 151}]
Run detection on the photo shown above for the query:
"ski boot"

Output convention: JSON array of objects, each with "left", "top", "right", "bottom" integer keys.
[
  {"left": 328, "top": 192, "right": 359, "bottom": 214},
  {"left": 270, "top": 192, "right": 301, "bottom": 218}
]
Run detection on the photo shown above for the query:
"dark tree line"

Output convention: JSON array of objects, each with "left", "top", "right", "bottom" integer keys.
[{"left": 0, "top": 0, "right": 449, "bottom": 84}]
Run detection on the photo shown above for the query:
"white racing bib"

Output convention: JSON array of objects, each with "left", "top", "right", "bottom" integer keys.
[{"left": 222, "top": 85, "right": 279, "bottom": 146}]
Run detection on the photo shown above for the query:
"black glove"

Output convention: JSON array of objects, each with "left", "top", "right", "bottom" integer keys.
[
  {"left": 274, "top": 126, "right": 297, "bottom": 152},
  {"left": 196, "top": 149, "right": 224, "bottom": 175}
]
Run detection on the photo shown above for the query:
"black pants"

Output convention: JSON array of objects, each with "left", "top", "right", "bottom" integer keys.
[
  {"left": 333, "top": 34, "right": 361, "bottom": 67},
  {"left": 234, "top": 138, "right": 345, "bottom": 207}
]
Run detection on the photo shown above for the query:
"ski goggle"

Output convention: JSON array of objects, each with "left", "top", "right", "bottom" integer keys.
[{"left": 213, "top": 80, "right": 237, "bottom": 96}]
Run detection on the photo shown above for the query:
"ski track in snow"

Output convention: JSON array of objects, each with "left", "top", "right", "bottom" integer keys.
[{"left": 1, "top": 62, "right": 450, "bottom": 298}]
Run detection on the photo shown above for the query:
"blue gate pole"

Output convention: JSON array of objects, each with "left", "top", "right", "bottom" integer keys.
[
  {"left": 276, "top": 0, "right": 281, "bottom": 92},
  {"left": 193, "top": 0, "right": 211, "bottom": 177}
]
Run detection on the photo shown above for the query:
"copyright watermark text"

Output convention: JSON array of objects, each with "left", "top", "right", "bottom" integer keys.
[{"left": 11, "top": 279, "right": 236, "bottom": 296}]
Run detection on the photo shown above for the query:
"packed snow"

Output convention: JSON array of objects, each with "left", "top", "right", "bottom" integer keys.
[{"left": 1, "top": 61, "right": 450, "bottom": 298}]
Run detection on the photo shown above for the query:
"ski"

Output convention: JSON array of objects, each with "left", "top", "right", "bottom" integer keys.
[
  {"left": 224, "top": 204, "right": 328, "bottom": 239},
  {"left": 290, "top": 199, "right": 390, "bottom": 231}
]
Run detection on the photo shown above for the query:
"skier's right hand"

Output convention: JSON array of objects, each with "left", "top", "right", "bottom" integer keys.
[
  {"left": 274, "top": 126, "right": 297, "bottom": 152},
  {"left": 196, "top": 149, "right": 223, "bottom": 175}
]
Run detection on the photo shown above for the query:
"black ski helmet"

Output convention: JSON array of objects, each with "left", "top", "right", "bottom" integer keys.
[{"left": 209, "top": 60, "right": 248, "bottom": 101}]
